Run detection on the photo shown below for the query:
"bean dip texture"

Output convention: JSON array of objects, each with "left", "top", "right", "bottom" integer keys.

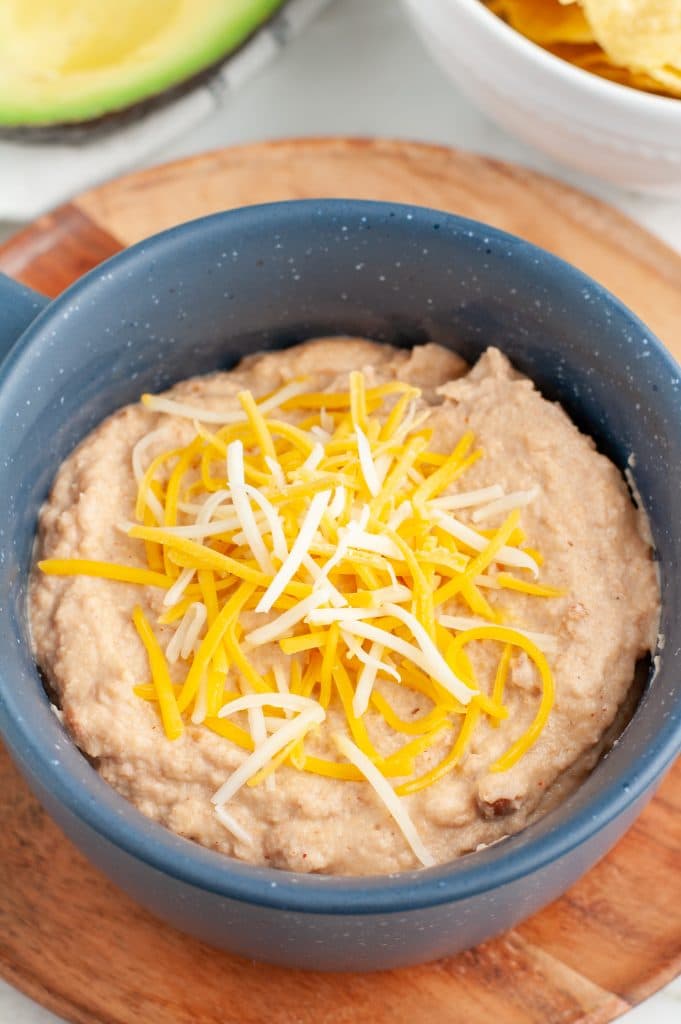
[{"left": 30, "top": 339, "right": 660, "bottom": 874}]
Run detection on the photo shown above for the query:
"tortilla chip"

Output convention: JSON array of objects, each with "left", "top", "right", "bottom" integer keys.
[
  {"left": 579, "top": 0, "right": 681, "bottom": 72},
  {"left": 549, "top": 41, "right": 681, "bottom": 95},
  {"left": 491, "top": 0, "right": 594, "bottom": 44},
  {"left": 647, "top": 64, "right": 681, "bottom": 96}
]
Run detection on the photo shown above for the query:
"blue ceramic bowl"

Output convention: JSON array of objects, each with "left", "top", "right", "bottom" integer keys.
[{"left": 0, "top": 200, "right": 679, "bottom": 971}]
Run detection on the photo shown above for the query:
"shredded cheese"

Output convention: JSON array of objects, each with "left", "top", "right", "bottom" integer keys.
[
  {"left": 356, "top": 425, "right": 381, "bottom": 496},
  {"left": 334, "top": 733, "right": 434, "bottom": 867},
  {"left": 255, "top": 489, "right": 331, "bottom": 613},
  {"left": 432, "top": 511, "right": 539, "bottom": 577},
  {"left": 165, "top": 602, "right": 207, "bottom": 662},
  {"left": 212, "top": 705, "right": 325, "bottom": 806},
  {"left": 218, "top": 692, "right": 321, "bottom": 717},
  {"left": 227, "top": 440, "right": 275, "bottom": 574},
  {"left": 132, "top": 606, "right": 183, "bottom": 740},
  {"left": 471, "top": 486, "right": 540, "bottom": 523},
  {"left": 446, "top": 626, "right": 554, "bottom": 773},
  {"left": 215, "top": 805, "right": 253, "bottom": 845},
  {"left": 300, "top": 442, "right": 325, "bottom": 473},
  {"left": 350, "top": 640, "right": 389, "bottom": 717},
  {"left": 430, "top": 485, "right": 503, "bottom": 511},
  {"left": 133, "top": 428, "right": 164, "bottom": 481},
  {"left": 244, "top": 591, "right": 330, "bottom": 648},
  {"left": 40, "top": 366, "right": 565, "bottom": 865},
  {"left": 163, "top": 566, "right": 196, "bottom": 608},
  {"left": 437, "top": 614, "right": 558, "bottom": 654},
  {"left": 38, "top": 559, "right": 172, "bottom": 589}
]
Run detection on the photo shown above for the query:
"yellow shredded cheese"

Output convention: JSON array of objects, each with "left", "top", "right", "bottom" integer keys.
[
  {"left": 447, "top": 625, "right": 555, "bottom": 772},
  {"left": 38, "top": 559, "right": 172, "bottom": 589},
  {"left": 132, "top": 606, "right": 183, "bottom": 740},
  {"left": 496, "top": 573, "right": 566, "bottom": 598}
]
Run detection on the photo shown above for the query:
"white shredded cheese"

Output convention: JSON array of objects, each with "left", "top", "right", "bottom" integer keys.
[
  {"left": 264, "top": 455, "right": 286, "bottom": 489},
  {"left": 374, "top": 452, "right": 394, "bottom": 488},
  {"left": 387, "top": 500, "right": 413, "bottom": 531},
  {"left": 393, "top": 402, "right": 430, "bottom": 445},
  {"left": 244, "top": 590, "right": 331, "bottom": 648},
  {"left": 227, "top": 440, "right": 275, "bottom": 574},
  {"left": 363, "top": 584, "right": 412, "bottom": 606},
  {"left": 472, "top": 486, "right": 540, "bottom": 523},
  {"left": 302, "top": 554, "right": 347, "bottom": 608},
  {"left": 191, "top": 673, "right": 209, "bottom": 726},
  {"left": 356, "top": 425, "right": 381, "bottom": 496},
  {"left": 256, "top": 489, "right": 332, "bottom": 613},
  {"left": 142, "top": 394, "right": 247, "bottom": 424},
  {"left": 271, "top": 662, "right": 293, "bottom": 718},
  {"left": 215, "top": 805, "right": 254, "bottom": 846},
  {"left": 308, "top": 505, "right": 370, "bottom": 590},
  {"left": 212, "top": 705, "right": 325, "bottom": 806},
  {"left": 181, "top": 603, "right": 209, "bottom": 659},
  {"left": 343, "top": 632, "right": 400, "bottom": 681},
  {"left": 437, "top": 614, "right": 557, "bottom": 653},
  {"left": 335, "top": 617, "right": 474, "bottom": 705},
  {"left": 301, "top": 442, "right": 325, "bottom": 473},
  {"left": 343, "top": 529, "right": 402, "bottom": 559},
  {"left": 143, "top": 379, "right": 309, "bottom": 427},
  {"left": 176, "top": 499, "right": 234, "bottom": 517},
  {"left": 319, "top": 407, "right": 334, "bottom": 433},
  {"left": 310, "top": 425, "right": 331, "bottom": 444},
  {"left": 433, "top": 510, "right": 539, "bottom": 577},
  {"left": 430, "top": 485, "right": 504, "bottom": 511},
  {"left": 132, "top": 427, "right": 169, "bottom": 485},
  {"left": 347, "top": 640, "right": 399, "bottom": 716},
  {"left": 350, "top": 505, "right": 371, "bottom": 529},
  {"left": 243, "top": 483, "right": 288, "bottom": 564},
  {"left": 166, "top": 602, "right": 207, "bottom": 663},
  {"left": 383, "top": 602, "right": 475, "bottom": 701},
  {"left": 334, "top": 733, "right": 434, "bottom": 868},
  {"left": 151, "top": 516, "right": 242, "bottom": 539},
  {"left": 272, "top": 661, "right": 290, "bottom": 696},
  {"left": 131, "top": 428, "right": 171, "bottom": 523},
  {"left": 328, "top": 486, "right": 346, "bottom": 520},
  {"left": 263, "top": 716, "right": 291, "bottom": 731},
  {"left": 248, "top": 704, "right": 271, "bottom": 788},
  {"left": 163, "top": 566, "right": 196, "bottom": 608},
  {"left": 258, "top": 378, "right": 310, "bottom": 415},
  {"left": 218, "top": 692, "right": 321, "bottom": 716}
]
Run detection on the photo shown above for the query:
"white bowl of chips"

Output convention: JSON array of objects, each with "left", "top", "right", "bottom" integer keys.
[{"left": 401, "top": 0, "right": 681, "bottom": 196}]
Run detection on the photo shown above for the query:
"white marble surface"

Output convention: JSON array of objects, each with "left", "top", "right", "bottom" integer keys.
[{"left": 0, "top": 0, "right": 679, "bottom": 1020}]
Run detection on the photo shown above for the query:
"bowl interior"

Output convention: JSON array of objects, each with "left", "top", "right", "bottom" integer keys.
[{"left": 0, "top": 200, "right": 679, "bottom": 911}]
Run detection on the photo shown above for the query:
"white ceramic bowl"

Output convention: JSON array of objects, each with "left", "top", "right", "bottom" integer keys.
[{"left": 401, "top": 0, "right": 681, "bottom": 196}]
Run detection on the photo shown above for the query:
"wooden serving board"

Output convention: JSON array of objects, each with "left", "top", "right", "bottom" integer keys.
[{"left": 1, "top": 139, "right": 679, "bottom": 1024}]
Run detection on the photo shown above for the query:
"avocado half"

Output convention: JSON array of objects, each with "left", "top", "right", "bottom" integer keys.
[{"left": 0, "top": 0, "right": 286, "bottom": 130}]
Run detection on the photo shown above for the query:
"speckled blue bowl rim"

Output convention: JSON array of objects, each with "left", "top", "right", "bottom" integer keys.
[{"left": 2, "top": 199, "right": 680, "bottom": 916}]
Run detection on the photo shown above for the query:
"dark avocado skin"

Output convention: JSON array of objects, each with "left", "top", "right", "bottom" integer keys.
[{"left": 0, "top": 0, "right": 289, "bottom": 141}]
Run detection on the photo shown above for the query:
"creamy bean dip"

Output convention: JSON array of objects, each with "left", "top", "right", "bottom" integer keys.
[{"left": 30, "top": 339, "right": 659, "bottom": 874}]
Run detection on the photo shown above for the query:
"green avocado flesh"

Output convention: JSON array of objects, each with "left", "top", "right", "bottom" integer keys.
[{"left": 0, "top": 0, "right": 285, "bottom": 127}]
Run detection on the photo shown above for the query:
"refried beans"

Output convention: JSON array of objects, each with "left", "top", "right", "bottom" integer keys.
[{"left": 29, "top": 339, "right": 660, "bottom": 874}]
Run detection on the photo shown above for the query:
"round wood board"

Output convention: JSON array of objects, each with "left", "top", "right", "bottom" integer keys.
[{"left": 1, "top": 138, "right": 679, "bottom": 1024}]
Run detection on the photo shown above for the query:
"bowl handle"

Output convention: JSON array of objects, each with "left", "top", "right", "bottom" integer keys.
[{"left": 0, "top": 272, "right": 49, "bottom": 366}]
